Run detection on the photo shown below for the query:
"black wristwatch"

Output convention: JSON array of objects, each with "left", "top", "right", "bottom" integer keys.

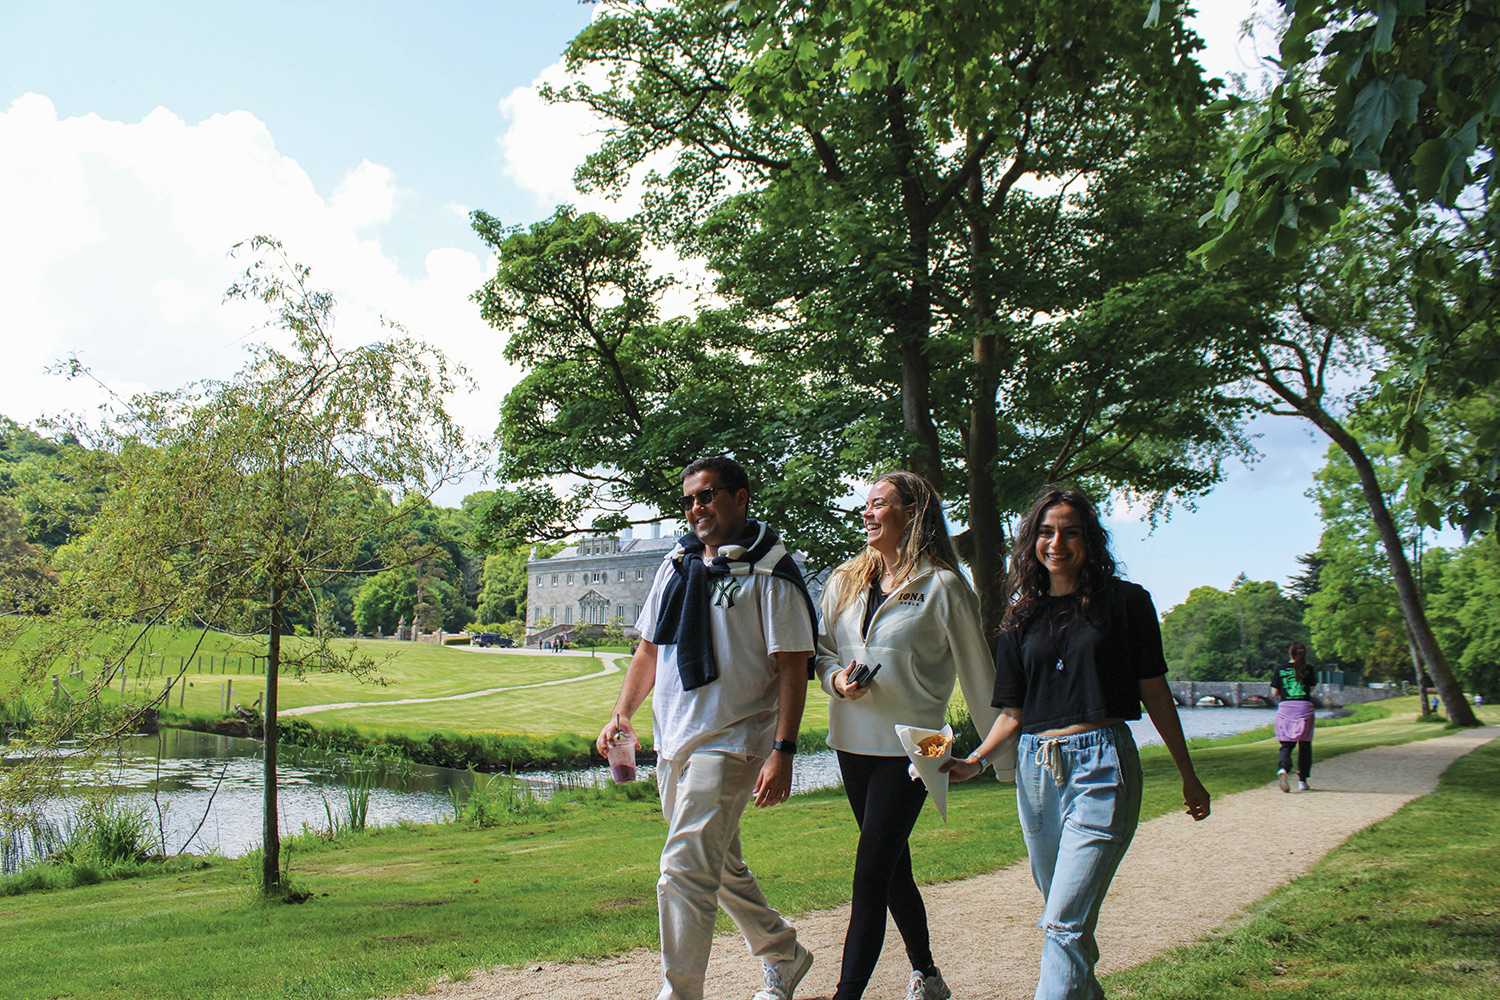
[{"left": 772, "top": 739, "right": 797, "bottom": 756}]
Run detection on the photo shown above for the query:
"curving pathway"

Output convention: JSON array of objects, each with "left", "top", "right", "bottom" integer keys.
[
  {"left": 280, "top": 650, "right": 627, "bottom": 718},
  {"left": 394, "top": 725, "right": 1499, "bottom": 1000}
]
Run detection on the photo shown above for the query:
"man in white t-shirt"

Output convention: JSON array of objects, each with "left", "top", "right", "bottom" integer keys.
[{"left": 597, "top": 456, "right": 816, "bottom": 1000}]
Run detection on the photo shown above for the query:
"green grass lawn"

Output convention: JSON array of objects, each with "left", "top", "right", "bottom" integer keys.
[
  {"left": 1105, "top": 728, "right": 1500, "bottom": 1000},
  {"left": 0, "top": 698, "right": 1488, "bottom": 1000},
  {"left": 4, "top": 627, "right": 841, "bottom": 740}
]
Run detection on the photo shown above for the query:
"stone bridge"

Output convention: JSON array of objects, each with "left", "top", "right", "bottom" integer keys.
[{"left": 1167, "top": 680, "right": 1401, "bottom": 708}]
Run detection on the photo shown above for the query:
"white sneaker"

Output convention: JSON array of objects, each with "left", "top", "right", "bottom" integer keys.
[
  {"left": 753, "top": 945, "right": 812, "bottom": 1000},
  {"left": 907, "top": 968, "right": 952, "bottom": 1000},
  {"left": 1298, "top": 779, "right": 1310, "bottom": 792},
  {"left": 1278, "top": 769, "right": 1290, "bottom": 793}
]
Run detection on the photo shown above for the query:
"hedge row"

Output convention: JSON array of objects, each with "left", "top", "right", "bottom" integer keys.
[{"left": 156, "top": 705, "right": 981, "bottom": 773}]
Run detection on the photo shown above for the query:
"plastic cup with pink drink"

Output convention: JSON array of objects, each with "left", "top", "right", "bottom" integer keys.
[{"left": 607, "top": 731, "right": 638, "bottom": 783}]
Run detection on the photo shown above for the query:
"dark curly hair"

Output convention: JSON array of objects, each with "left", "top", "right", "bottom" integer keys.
[{"left": 1002, "top": 486, "right": 1117, "bottom": 631}]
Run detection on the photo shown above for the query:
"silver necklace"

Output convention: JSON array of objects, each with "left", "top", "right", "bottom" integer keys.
[{"left": 1048, "top": 600, "right": 1076, "bottom": 672}]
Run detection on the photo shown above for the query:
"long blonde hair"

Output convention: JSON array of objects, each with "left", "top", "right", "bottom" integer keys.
[{"left": 830, "top": 470, "right": 959, "bottom": 620}]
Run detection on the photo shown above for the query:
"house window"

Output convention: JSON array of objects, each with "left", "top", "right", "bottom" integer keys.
[
  {"left": 617, "top": 570, "right": 625, "bottom": 582},
  {"left": 616, "top": 605, "right": 625, "bottom": 619},
  {"left": 632, "top": 604, "right": 641, "bottom": 621},
  {"left": 567, "top": 573, "right": 574, "bottom": 585},
  {"left": 549, "top": 606, "right": 557, "bottom": 621},
  {"left": 550, "top": 574, "right": 557, "bottom": 586},
  {"left": 564, "top": 606, "right": 573, "bottom": 624},
  {"left": 636, "top": 568, "right": 644, "bottom": 581},
  {"left": 534, "top": 575, "right": 541, "bottom": 586}
]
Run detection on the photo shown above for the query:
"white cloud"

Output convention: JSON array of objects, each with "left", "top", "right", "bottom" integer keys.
[
  {"left": 496, "top": 61, "right": 607, "bottom": 210},
  {"left": 494, "top": 57, "right": 729, "bottom": 323},
  {"left": 1187, "top": 0, "right": 1281, "bottom": 90},
  {"left": 0, "top": 93, "right": 501, "bottom": 482},
  {"left": 330, "top": 159, "right": 397, "bottom": 229}
]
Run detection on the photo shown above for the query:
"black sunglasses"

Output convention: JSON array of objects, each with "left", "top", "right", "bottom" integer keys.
[{"left": 676, "top": 486, "right": 730, "bottom": 512}]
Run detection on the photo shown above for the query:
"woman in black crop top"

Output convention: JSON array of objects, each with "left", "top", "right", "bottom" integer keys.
[{"left": 945, "top": 487, "right": 1210, "bottom": 1000}]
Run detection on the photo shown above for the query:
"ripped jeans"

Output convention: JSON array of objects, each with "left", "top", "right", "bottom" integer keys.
[{"left": 1016, "top": 724, "right": 1142, "bottom": 1000}]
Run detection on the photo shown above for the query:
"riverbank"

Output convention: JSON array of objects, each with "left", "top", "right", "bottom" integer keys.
[
  {"left": 0, "top": 698, "right": 1490, "bottom": 999},
  {"left": 157, "top": 706, "right": 609, "bottom": 771}
]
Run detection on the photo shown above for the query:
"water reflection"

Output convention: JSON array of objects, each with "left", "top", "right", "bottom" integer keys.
[{"left": 4, "top": 730, "right": 465, "bottom": 865}]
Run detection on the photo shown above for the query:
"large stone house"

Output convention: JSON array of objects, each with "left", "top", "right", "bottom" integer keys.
[{"left": 524, "top": 525, "right": 823, "bottom": 646}]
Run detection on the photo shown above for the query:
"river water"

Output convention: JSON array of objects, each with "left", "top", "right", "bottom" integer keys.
[{"left": 3, "top": 706, "right": 1321, "bottom": 869}]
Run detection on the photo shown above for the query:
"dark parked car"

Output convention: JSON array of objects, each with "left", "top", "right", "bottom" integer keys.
[{"left": 473, "top": 632, "right": 515, "bottom": 648}]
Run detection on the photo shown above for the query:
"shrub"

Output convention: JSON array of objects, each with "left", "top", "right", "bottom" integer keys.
[{"left": 58, "top": 795, "right": 153, "bottom": 867}]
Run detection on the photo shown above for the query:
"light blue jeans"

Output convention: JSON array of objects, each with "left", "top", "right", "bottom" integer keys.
[{"left": 1017, "top": 724, "right": 1142, "bottom": 1000}]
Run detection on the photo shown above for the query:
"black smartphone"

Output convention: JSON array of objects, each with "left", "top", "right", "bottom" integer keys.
[{"left": 851, "top": 662, "right": 882, "bottom": 688}]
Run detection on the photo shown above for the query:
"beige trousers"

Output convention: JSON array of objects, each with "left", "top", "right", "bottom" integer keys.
[{"left": 656, "top": 751, "right": 799, "bottom": 1000}]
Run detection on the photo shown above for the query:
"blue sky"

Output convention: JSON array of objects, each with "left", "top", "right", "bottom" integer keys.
[{"left": 1, "top": 0, "right": 1335, "bottom": 611}]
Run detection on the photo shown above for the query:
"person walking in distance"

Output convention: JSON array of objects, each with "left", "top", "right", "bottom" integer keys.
[
  {"left": 1271, "top": 642, "right": 1317, "bottom": 792},
  {"left": 598, "top": 456, "right": 818, "bottom": 1000}
]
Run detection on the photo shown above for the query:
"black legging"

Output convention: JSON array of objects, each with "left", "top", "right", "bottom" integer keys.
[
  {"left": 832, "top": 750, "right": 935, "bottom": 1000},
  {"left": 1278, "top": 739, "right": 1312, "bottom": 781}
]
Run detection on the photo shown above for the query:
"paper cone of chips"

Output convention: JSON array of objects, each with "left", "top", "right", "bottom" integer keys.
[{"left": 896, "top": 723, "right": 953, "bottom": 822}]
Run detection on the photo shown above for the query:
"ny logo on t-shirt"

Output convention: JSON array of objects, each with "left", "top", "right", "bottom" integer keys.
[{"left": 712, "top": 577, "right": 742, "bottom": 609}]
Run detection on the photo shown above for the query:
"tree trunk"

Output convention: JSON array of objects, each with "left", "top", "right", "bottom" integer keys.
[
  {"left": 1306, "top": 409, "right": 1479, "bottom": 726},
  {"left": 965, "top": 170, "right": 1007, "bottom": 635},
  {"left": 262, "top": 583, "right": 281, "bottom": 892},
  {"left": 1404, "top": 622, "right": 1431, "bottom": 716},
  {"left": 886, "top": 86, "right": 944, "bottom": 491}
]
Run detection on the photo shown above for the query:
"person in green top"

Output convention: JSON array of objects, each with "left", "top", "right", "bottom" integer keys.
[{"left": 1270, "top": 642, "right": 1316, "bottom": 792}]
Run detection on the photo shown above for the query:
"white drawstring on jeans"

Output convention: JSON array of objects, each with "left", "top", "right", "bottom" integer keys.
[{"left": 1035, "top": 737, "right": 1066, "bottom": 784}]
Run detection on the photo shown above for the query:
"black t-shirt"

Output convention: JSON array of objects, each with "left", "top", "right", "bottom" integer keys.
[
  {"left": 992, "top": 578, "right": 1168, "bottom": 734},
  {"left": 1270, "top": 662, "right": 1313, "bottom": 701}
]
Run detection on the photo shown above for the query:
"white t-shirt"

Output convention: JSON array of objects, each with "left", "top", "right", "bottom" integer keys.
[{"left": 637, "top": 555, "right": 815, "bottom": 760}]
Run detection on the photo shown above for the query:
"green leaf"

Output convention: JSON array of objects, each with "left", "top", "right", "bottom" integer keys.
[
  {"left": 1271, "top": 222, "right": 1300, "bottom": 257},
  {"left": 1246, "top": 152, "right": 1294, "bottom": 183},
  {"left": 1204, "top": 97, "right": 1245, "bottom": 115},
  {"left": 1197, "top": 231, "right": 1244, "bottom": 271},
  {"left": 1373, "top": 0, "right": 1398, "bottom": 52},
  {"left": 1303, "top": 201, "right": 1342, "bottom": 231},
  {"left": 1280, "top": 198, "right": 1301, "bottom": 230},
  {"left": 1348, "top": 76, "right": 1425, "bottom": 152},
  {"left": 1409, "top": 418, "right": 1431, "bottom": 454},
  {"left": 1284, "top": 94, "right": 1313, "bottom": 133},
  {"left": 1220, "top": 189, "right": 1241, "bottom": 221},
  {"left": 1412, "top": 137, "right": 1460, "bottom": 201},
  {"left": 1416, "top": 498, "right": 1443, "bottom": 530}
]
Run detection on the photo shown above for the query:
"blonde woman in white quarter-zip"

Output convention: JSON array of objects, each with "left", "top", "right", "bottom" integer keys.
[{"left": 811, "top": 471, "right": 1011, "bottom": 1000}]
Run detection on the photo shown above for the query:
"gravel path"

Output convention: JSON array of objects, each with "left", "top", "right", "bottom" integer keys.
[{"left": 397, "top": 725, "right": 1498, "bottom": 1000}]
